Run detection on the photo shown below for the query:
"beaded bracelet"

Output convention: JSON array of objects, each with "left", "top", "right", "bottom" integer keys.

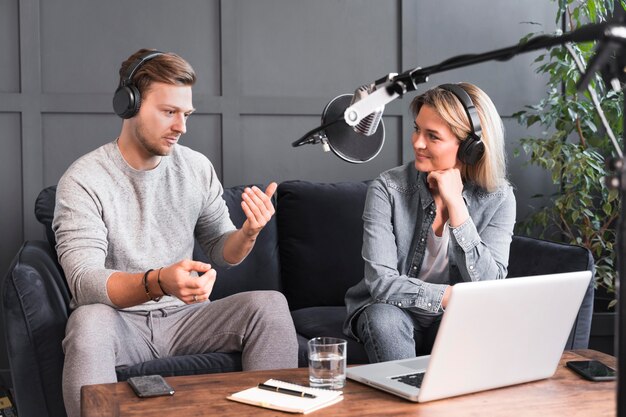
[{"left": 142, "top": 269, "right": 162, "bottom": 302}]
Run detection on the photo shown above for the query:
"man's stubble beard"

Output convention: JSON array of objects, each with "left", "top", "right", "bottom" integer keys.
[{"left": 134, "top": 119, "right": 172, "bottom": 157}]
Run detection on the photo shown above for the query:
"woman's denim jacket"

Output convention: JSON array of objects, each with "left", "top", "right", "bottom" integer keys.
[{"left": 343, "top": 162, "right": 516, "bottom": 341}]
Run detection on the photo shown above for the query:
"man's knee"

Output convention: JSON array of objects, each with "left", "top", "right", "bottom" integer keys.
[
  {"left": 238, "top": 291, "right": 295, "bottom": 334},
  {"left": 239, "top": 290, "right": 290, "bottom": 315},
  {"left": 64, "top": 304, "right": 120, "bottom": 353}
]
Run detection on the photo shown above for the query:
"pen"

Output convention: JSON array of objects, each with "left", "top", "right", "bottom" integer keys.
[{"left": 257, "top": 383, "right": 317, "bottom": 398}]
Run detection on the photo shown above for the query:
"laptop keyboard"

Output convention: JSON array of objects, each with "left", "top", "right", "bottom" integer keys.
[{"left": 392, "top": 372, "right": 426, "bottom": 388}]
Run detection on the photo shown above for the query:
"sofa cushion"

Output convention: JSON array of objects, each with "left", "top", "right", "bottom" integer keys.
[
  {"left": 291, "top": 306, "right": 369, "bottom": 364},
  {"left": 115, "top": 352, "right": 242, "bottom": 381},
  {"left": 277, "top": 180, "right": 369, "bottom": 310}
]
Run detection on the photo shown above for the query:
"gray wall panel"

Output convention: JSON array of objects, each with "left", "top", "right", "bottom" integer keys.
[
  {"left": 0, "top": 0, "right": 20, "bottom": 93},
  {"left": 414, "top": 0, "right": 556, "bottom": 116},
  {"left": 40, "top": 0, "right": 221, "bottom": 95},
  {"left": 239, "top": 0, "right": 400, "bottom": 97},
  {"left": 0, "top": 113, "right": 23, "bottom": 276},
  {"left": 42, "top": 114, "right": 121, "bottom": 186}
]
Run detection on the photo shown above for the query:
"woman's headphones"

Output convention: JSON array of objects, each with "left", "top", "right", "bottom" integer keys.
[
  {"left": 112, "top": 50, "right": 164, "bottom": 119},
  {"left": 438, "top": 83, "right": 485, "bottom": 166}
]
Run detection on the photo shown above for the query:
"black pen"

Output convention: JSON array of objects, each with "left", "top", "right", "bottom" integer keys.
[{"left": 257, "top": 383, "right": 317, "bottom": 398}]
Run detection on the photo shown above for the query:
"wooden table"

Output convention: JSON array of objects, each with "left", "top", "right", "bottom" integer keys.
[{"left": 82, "top": 349, "right": 616, "bottom": 416}]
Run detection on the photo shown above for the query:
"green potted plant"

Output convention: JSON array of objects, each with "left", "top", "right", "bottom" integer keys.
[{"left": 514, "top": 0, "right": 623, "bottom": 352}]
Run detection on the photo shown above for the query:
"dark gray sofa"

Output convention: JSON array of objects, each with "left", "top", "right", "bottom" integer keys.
[{"left": 2, "top": 180, "right": 595, "bottom": 417}]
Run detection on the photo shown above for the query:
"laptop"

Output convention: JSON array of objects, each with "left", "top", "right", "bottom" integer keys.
[{"left": 346, "top": 271, "right": 592, "bottom": 402}]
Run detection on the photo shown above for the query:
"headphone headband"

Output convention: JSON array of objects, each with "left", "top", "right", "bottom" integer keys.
[
  {"left": 438, "top": 83, "right": 482, "bottom": 139},
  {"left": 119, "top": 50, "right": 164, "bottom": 87}
]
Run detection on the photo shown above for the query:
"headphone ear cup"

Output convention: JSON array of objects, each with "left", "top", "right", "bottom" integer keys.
[
  {"left": 113, "top": 84, "right": 141, "bottom": 119},
  {"left": 457, "top": 135, "right": 485, "bottom": 165},
  {"left": 128, "top": 84, "right": 142, "bottom": 117}
]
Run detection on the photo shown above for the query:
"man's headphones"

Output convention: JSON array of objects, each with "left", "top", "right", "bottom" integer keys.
[
  {"left": 112, "top": 50, "right": 164, "bottom": 119},
  {"left": 438, "top": 83, "right": 485, "bottom": 166}
]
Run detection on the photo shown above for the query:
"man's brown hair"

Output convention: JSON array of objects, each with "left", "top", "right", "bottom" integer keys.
[{"left": 118, "top": 48, "right": 196, "bottom": 97}]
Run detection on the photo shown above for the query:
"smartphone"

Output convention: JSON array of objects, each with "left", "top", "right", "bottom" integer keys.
[
  {"left": 127, "top": 375, "right": 175, "bottom": 397},
  {"left": 566, "top": 360, "right": 616, "bottom": 381}
]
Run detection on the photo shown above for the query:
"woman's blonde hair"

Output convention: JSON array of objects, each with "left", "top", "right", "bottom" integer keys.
[{"left": 410, "top": 82, "right": 508, "bottom": 192}]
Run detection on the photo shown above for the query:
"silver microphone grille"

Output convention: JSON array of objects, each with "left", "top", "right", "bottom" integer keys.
[
  {"left": 350, "top": 85, "right": 384, "bottom": 136},
  {"left": 355, "top": 110, "right": 383, "bottom": 136}
]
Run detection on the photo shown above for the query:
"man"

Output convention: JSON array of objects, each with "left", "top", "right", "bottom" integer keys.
[{"left": 53, "top": 48, "right": 298, "bottom": 417}]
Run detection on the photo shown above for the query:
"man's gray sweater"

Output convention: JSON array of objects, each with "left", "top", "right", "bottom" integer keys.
[{"left": 53, "top": 140, "right": 236, "bottom": 310}]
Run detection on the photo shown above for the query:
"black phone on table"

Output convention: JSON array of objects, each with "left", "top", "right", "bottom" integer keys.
[
  {"left": 566, "top": 360, "right": 616, "bottom": 381},
  {"left": 127, "top": 375, "right": 175, "bottom": 397}
]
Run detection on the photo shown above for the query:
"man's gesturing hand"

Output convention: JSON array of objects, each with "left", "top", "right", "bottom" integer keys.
[
  {"left": 240, "top": 182, "right": 277, "bottom": 239},
  {"left": 159, "top": 259, "right": 216, "bottom": 304}
]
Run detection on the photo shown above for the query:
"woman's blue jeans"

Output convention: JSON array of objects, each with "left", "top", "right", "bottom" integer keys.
[{"left": 356, "top": 303, "right": 442, "bottom": 363}]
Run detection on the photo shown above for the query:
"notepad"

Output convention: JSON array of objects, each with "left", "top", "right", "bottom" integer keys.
[{"left": 227, "top": 379, "right": 343, "bottom": 414}]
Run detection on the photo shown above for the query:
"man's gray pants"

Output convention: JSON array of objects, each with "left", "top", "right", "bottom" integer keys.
[{"left": 62, "top": 290, "right": 298, "bottom": 417}]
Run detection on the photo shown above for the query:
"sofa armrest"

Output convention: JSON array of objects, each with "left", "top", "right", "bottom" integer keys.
[
  {"left": 1, "top": 240, "right": 71, "bottom": 417},
  {"left": 34, "top": 186, "right": 58, "bottom": 249},
  {"left": 508, "top": 235, "right": 595, "bottom": 277}
]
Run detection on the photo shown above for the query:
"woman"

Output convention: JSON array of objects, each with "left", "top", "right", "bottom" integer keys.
[{"left": 343, "top": 82, "right": 516, "bottom": 363}]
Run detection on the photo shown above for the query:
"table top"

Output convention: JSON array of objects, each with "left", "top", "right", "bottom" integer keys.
[{"left": 82, "top": 349, "right": 616, "bottom": 417}]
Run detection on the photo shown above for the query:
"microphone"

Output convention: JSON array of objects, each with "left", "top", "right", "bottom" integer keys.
[
  {"left": 350, "top": 83, "right": 385, "bottom": 136},
  {"left": 292, "top": 74, "right": 396, "bottom": 163},
  {"left": 344, "top": 73, "right": 401, "bottom": 128}
]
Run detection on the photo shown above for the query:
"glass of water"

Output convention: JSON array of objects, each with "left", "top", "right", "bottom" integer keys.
[{"left": 307, "top": 337, "right": 347, "bottom": 389}]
